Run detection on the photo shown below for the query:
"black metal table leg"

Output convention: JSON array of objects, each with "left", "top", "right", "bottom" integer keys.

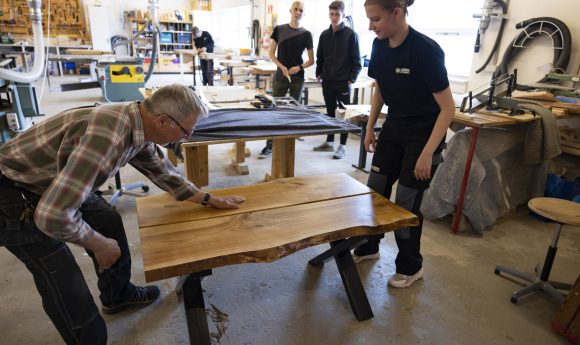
[
  {"left": 182, "top": 270, "right": 212, "bottom": 345},
  {"left": 352, "top": 121, "right": 369, "bottom": 172},
  {"left": 331, "top": 239, "right": 374, "bottom": 321},
  {"left": 309, "top": 237, "right": 367, "bottom": 266}
]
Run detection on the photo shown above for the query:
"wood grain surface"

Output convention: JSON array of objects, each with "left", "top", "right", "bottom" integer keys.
[
  {"left": 137, "top": 174, "right": 371, "bottom": 228},
  {"left": 136, "top": 174, "right": 418, "bottom": 282}
]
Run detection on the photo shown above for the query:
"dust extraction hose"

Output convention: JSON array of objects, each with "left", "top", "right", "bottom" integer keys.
[{"left": 492, "top": 17, "right": 571, "bottom": 88}]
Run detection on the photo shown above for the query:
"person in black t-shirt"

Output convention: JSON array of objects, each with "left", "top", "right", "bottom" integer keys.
[
  {"left": 314, "top": 0, "right": 361, "bottom": 159},
  {"left": 354, "top": 0, "right": 455, "bottom": 289},
  {"left": 193, "top": 27, "right": 215, "bottom": 86},
  {"left": 258, "top": 1, "right": 314, "bottom": 158}
]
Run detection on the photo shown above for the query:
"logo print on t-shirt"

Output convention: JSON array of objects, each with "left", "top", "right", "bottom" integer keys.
[{"left": 395, "top": 67, "right": 411, "bottom": 75}]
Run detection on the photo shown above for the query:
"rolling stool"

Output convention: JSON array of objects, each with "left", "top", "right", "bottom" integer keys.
[
  {"left": 100, "top": 171, "right": 149, "bottom": 205},
  {"left": 495, "top": 197, "right": 580, "bottom": 304}
]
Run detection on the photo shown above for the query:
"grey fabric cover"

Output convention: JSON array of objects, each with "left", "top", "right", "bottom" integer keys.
[
  {"left": 522, "top": 103, "right": 562, "bottom": 164},
  {"left": 186, "top": 107, "right": 361, "bottom": 142},
  {"left": 421, "top": 126, "right": 548, "bottom": 233}
]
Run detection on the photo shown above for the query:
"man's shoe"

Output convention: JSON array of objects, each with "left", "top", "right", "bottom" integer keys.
[
  {"left": 313, "top": 142, "right": 335, "bottom": 152},
  {"left": 257, "top": 147, "right": 272, "bottom": 159},
  {"left": 101, "top": 285, "right": 160, "bottom": 315},
  {"left": 352, "top": 251, "right": 380, "bottom": 263},
  {"left": 388, "top": 268, "right": 424, "bottom": 288},
  {"left": 333, "top": 145, "right": 346, "bottom": 159}
]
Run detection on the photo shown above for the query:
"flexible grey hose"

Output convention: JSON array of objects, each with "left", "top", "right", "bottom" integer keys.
[{"left": 492, "top": 17, "right": 572, "bottom": 88}]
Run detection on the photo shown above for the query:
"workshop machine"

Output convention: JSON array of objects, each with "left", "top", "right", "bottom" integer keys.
[
  {"left": 97, "top": 58, "right": 145, "bottom": 102},
  {"left": 0, "top": 79, "right": 42, "bottom": 144}
]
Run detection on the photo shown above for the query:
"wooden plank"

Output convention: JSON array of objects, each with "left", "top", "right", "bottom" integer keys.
[
  {"left": 552, "top": 275, "right": 580, "bottom": 335},
  {"left": 512, "top": 90, "right": 556, "bottom": 101},
  {"left": 476, "top": 109, "right": 536, "bottom": 122},
  {"left": 136, "top": 173, "right": 371, "bottom": 228},
  {"left": 183, "top": 145, "right": 208, "bottom": 187},
  {"left": 65, "top": 49, "right": 110, "bottom": 55},
  {"left": 453, "top": 111, "right": 516, "bottom": 127},
  {"left": 562, "top": 144, "right": 580, "bottom": 157},
  {"left": 140, "top": 192, "right": 418, "bottom": 282}
]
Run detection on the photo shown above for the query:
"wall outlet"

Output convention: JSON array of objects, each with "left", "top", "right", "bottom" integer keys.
[{"left": 6, "top": 113, "right": 20, "bottom": 131}]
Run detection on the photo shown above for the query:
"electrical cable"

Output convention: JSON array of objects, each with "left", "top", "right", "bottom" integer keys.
[{"left": 475, "top": 0, "right": 508, "bottom": 73}]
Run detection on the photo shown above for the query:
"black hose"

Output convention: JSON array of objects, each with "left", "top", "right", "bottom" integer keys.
[
  {"left": 492, "top": 17, "right": 572, "bottom": 88},
  {"left": 475, "top": 0, "right": 508, "bottom": 73},
  {"left": 144, "top": 27, "right": 158, "bottom": 84}
]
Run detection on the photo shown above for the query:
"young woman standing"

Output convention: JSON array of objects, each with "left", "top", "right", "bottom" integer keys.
[{"left": 355, "top": 0, "right": 455, "bottom": 288}]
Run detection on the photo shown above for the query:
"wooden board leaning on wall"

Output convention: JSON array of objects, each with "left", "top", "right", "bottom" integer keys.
[{"left": 0, "top": 0, "right": 85, "bottom": 38}]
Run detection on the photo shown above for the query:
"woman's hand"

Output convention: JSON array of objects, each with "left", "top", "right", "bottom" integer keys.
[
  {"left": 288, "top": 66, "right": 301, "bottom": 75},
  {"left": 280, "top": 66, "right": 290, "bottom": 78},
  {"left": 364, "top": 127, "right": 376, "bottom": 153},
  {"left": 414, "top": 151, "right": 433, "bottom": 181}
]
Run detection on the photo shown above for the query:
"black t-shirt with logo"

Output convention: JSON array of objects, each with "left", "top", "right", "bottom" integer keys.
[
  {"left": 368, "top": 26, "right": 449, "bottom": 130},
  {"left": 271, "top": 24, "right": 313, "bottom": 77}
]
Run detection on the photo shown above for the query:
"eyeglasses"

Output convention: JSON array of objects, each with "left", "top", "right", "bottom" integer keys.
[{"left": 159, "top": 113, "right": 194, "bottom": 138}]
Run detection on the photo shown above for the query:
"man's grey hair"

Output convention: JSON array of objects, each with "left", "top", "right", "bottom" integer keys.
[{"left": 143, "top": 84, "right": 208, "bottom": 121}]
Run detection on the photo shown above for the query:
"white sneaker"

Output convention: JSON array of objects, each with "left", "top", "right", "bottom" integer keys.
[
  {"left": 352, "top": 251, "right": 380, "bottom": 264},
  {"left": 333, "top": 145, "right": 346, "bottom": 159},
  {"left": 388, "top": 268, "right": 424, "bottom": 288}
]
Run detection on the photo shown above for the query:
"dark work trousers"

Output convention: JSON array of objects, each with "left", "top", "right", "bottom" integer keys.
[
  {"left": 200, "top": 59, "right": 214, "bottom": 86},
  {"left": 322, "top": 81, "right": 350, "bottom": 145},
  {"left": 0, "top": 175, "right": 135, "bottom": 344},
  {"left": 265, "top": 70, "right": 305, "bottom": 150},
  {"left": 359, "top": 123, "right": 444, "bottom": 276}
]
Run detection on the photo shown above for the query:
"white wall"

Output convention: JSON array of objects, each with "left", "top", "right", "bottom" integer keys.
[
  {"left": 468, "top": 0, "right": 580, "bottom": 90},
  {"left": 81, "top": 0, "right": 191, "bottom": 39}
]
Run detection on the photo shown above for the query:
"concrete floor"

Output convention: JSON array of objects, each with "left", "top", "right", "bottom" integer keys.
[{"left": 0, "top": 75, "right": 578, "bottom": 345}]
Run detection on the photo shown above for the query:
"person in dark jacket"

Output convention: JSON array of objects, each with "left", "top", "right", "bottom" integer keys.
[
  {"left": 314, "top": 1, "right": 361, "bottom": 159},
  {"left": 193, "top": 27, "right": 215, "bottom": 85}
]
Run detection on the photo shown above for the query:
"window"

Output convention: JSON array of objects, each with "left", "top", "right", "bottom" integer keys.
[
  {"left": 351, "top": 0, "right": 482, "bottom": 77},
  {"left": 194, "top": 5, "right": 252, "bottom": 52}
]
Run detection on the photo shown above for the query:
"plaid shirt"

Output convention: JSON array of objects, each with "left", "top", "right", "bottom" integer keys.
[{"left": 0, "top": 102, "right": 199, "bottom": 243}]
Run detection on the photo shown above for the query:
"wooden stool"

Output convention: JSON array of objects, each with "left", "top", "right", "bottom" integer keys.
[{"left": 495, "top": 197, "right": 580, "bottom": 304}]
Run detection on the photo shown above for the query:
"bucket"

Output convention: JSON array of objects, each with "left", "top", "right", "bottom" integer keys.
[{"left": 64, "top": 62, "right": 76, "bottom": 74}]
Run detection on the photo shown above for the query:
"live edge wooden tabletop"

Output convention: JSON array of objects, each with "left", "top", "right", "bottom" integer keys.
[{"left": 136, "top": 174, "right": 418, "bottom": 282}]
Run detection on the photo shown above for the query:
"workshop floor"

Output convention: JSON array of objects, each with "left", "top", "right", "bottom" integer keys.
[{"left": 0, "top": 75, "right": 578, "bottom": 345}]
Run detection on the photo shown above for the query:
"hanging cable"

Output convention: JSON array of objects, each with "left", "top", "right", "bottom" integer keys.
[{"left": 475, "top": 0, "right": 508, "bottom": 73}]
